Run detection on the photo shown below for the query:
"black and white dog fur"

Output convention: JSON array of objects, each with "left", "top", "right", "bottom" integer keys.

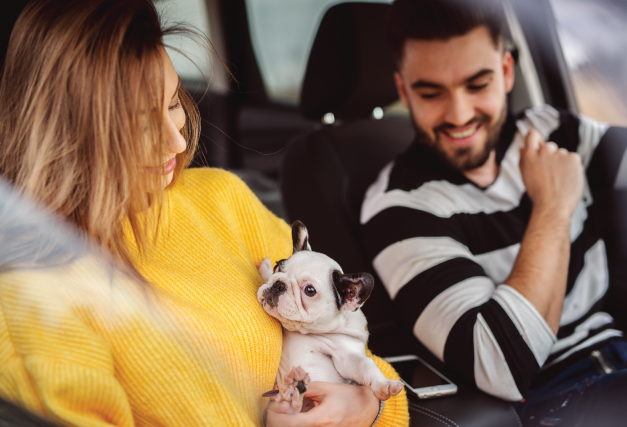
[{"left": 257, "top": 221, "right": 403, "bottom": 414}]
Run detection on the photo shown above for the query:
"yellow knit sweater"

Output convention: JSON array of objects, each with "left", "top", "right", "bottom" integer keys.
[{"left": 0, "top": 168, "right": 408, "bottom": 426}]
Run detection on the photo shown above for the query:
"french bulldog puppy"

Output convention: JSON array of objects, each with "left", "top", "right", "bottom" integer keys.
[{"left": 257, "top": 221, "right": 403, "bottom": 415}]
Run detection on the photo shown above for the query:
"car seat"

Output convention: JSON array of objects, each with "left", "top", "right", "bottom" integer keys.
[{"left": 280, "top": 1, "right": 578, "bottom": 426}]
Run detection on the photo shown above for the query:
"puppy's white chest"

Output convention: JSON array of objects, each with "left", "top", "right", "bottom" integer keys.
[{"left": 279, "top": 330, "right": 352, "bottom": 384}]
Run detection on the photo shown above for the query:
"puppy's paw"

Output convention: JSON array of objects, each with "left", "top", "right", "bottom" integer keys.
[
  {"left": 388, "top": 379, "right": 404, "bottom": 396},
  {"left": 258, "top": 257, "right": 273, "bottom": 282},
  {"left": 369, "top": 378, "right": 404, "bottom": 401},
  {"left": 271, "top": 366, "right": 311, "bottom": 414}
]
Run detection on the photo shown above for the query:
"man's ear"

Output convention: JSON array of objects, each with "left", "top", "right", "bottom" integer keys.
[
  {"left": 503, "top": 50, "right": 515, "bottom": 94},
  {"left": 332, "top": 271, "right": 374, "bottom": 312},
  {"left": 394, "top": 72, "right": 409, "bottom": 109},
  {"left": 292, "top": 220, "right": 311, "bottom": 254}
]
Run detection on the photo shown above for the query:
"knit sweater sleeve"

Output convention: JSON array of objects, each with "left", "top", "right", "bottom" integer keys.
[
  {"left": 0, "top": 303, "right": 134, "bottom": 427},
  {"left": 0, "top": 264, "right": 260, "bottom": 427}
]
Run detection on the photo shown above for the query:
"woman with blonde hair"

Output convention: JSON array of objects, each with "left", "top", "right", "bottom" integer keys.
[{"left": 0, "top": 0, "right": 409, "bottom": 426}]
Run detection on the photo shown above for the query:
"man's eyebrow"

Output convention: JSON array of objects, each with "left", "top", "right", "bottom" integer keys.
[
  {"left": 410, "top": 79, "right": 443, "bottom": 90},
  {"left": 464, "top": 69, "right": 493, "bottom": 83},
  {"left": 410, "top": 69, "right": 494, "bottom": 90}
]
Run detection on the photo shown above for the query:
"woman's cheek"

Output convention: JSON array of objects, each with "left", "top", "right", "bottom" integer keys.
[{"left": 173, "top": 108, "right": 186, "bottom": 131}]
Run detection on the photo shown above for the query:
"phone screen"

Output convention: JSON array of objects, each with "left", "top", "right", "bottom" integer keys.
[{"left": 390, "top": 359, "right": 451, "bottom": 389}]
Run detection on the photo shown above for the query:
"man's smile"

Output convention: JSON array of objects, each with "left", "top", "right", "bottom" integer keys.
[{"left": 439, "top": 123, "right": 483, "bottom": 147}]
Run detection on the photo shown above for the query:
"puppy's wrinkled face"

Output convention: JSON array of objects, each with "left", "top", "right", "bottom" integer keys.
[
  {"left": 257, "top": 221, "right": 374, "bottom": 333},
  {"left": 259, "top": 251, "right": 342, "bottom": 327}
]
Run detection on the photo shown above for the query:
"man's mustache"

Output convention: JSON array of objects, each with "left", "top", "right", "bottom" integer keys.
[{"left": 433, "top": 115, "right": 490, "bottom": 134}]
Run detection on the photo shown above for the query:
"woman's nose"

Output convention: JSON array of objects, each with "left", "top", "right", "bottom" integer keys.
[{"left": 165, "top": 116, "right": 187, "bottom": 154}]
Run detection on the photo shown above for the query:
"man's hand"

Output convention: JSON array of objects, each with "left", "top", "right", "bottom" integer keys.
[
  {"left": 266, "top": 382, "right": 380, "bottom": 427},
  {"left": 520, "top": 129, "right": 584, "bottom": 218},
  {"left": 507, "top": 130, "right": 586, "bottom": 333}
]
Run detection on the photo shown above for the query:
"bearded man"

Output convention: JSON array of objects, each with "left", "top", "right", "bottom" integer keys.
[{"left": 360, "top": 0, "right": 627, "bottom": 424}]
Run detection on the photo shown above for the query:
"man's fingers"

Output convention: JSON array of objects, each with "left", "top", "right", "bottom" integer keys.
[
  {"left": 524, "top": 129, "right": 544, "bottom": 151},
  {"left": 543, "top": 141, "right": 558, "bottom": 154}
]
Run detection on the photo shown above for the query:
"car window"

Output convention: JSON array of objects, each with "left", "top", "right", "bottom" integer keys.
[
  {"left": 551, "top": 0, "right": 627, "bottom": 126},
  {"left": 246, "top": 0, "right": 392, "bottom": 105},
  {"left": 155, "top": 0, "right": 212, "bottom": 83}
]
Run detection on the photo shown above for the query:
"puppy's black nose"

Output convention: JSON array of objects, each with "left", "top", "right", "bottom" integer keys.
[
  {"left": 272, "top": 280, "right": 286, "bottom": 292},
  {"left": 262, "top": 280, "right": 287, "bottom": 309}
]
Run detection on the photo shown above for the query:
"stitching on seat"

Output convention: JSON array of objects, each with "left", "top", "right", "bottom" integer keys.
[
  {"left": 409, "top": 402, "right": 460, "bottom": 427},
  {"left": 509, "top": 405, "right": 523, "bottom": 427},
  {"left": 409, "top": 403, "right": 460, "bottom": 427},
  {"left": 409, "top": 404, "right": 455, "bottom": 427}
]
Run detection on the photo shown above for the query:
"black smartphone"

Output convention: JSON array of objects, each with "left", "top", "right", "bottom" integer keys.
[{"left": 385, "top": 354, "right": 457, "bottom": 399}]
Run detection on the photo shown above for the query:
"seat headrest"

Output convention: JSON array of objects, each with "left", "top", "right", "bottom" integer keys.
[{"left": 300, "top": 2, "right": 398, "bottom": 121}]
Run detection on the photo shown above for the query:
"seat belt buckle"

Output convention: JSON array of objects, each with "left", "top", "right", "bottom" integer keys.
[{"left": 588, "top": 349, "right": 617, "bottom": 375}]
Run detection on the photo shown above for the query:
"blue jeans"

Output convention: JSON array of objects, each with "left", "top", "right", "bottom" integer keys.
[{"left": 514, "top": 339, "right": 627, "bottom": 426}]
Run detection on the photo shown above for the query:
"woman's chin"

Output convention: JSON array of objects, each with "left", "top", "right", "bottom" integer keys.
[{"left": 162, "top": 172, "right": 174, "bottom": 188}]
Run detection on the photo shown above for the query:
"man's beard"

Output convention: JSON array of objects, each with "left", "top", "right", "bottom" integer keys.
[{"left": 411, "top": 103, "right": 507, "bottom": 172}]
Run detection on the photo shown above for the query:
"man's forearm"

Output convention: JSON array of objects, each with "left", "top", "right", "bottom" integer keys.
[{"left": 506, "top": 206, "right": 572, "bottom": 333}]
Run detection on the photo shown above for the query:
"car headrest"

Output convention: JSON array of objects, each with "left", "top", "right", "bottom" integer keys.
[{"left": 300, "top": 2, "right": 398, "bottom": 121}]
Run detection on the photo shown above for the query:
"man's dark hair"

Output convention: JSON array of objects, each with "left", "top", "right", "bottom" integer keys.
[{"left": 386, "top": 0, "right": 507, "bottom": 65}]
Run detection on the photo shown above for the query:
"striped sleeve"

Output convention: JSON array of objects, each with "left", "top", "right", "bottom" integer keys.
[{"left": 361, "top": 168, "right": 555, "bottom": 401}]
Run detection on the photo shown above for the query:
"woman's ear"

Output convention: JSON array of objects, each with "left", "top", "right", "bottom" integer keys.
[{"left": 292, "top": 220, "right": 312, "bottom": 254}]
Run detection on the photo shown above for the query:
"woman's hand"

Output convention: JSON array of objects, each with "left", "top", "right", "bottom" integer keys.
[{"left": 266, "top": 381, "right": 380, "bottom": 427}]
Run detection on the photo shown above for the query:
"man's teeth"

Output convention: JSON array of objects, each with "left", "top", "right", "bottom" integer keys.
[{"left": 446, "top": 127, "right": 477, "bottom": 139}]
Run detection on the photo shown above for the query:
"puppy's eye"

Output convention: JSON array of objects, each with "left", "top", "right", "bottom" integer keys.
[{"left": 304, "top": 285, "right": 316, "bottom": 297}]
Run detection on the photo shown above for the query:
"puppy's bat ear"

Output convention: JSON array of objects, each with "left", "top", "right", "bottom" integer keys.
[
  {"left": 332, "top": 271, "right": 374, "bottom": 312},
  {"left": 292, "top": 220, "right": 312, "bottom": 254}
]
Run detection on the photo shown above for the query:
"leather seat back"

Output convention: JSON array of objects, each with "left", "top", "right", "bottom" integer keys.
[{"left": 282, "top": 118, "right": 416, "bottom": 356}]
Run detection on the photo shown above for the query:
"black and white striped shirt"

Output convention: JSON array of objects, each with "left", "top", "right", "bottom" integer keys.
[{"left": 360, "top": 105, "right": 627, "bottom": 401}]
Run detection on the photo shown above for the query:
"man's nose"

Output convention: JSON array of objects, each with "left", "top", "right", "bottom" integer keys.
[{"left": 443, "top": 92, "right": 475, "bottom": 127}]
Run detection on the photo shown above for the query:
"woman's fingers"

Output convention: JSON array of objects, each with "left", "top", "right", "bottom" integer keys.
[
  {"left": 266, "top": 405, "right": 323, "bottom": 427},
  {"left": 301, "top": 381, "right": 327, "bottom": 399},
  {"left": 266, "top": 383, "right": 329, "bottom": 426},
  {"left": 266, "top": 382, "right": 380, "bottom": 427}
]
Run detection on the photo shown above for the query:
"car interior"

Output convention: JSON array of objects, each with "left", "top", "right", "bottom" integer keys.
[{"left": 1, "top": 0, "right": 626, "bottom": 426}]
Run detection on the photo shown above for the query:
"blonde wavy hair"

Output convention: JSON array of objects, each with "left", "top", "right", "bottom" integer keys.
[{"left": 0, "top": 0, "right": 201, "bottom": 277}]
